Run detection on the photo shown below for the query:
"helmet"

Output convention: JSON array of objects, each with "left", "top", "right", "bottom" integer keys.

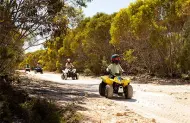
[
  {"left": 111, "top": 54, "right": 120, "bottom": 64},
  {"left": 67, "top": 58, "right": 71, "bottom": 63}
]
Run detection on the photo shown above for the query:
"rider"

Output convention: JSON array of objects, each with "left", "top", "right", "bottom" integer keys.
[
  {"left": 106, "top": 54, "right": 124, "bottom": 78},
  {"left": 25, "top": 64, "right": 30, "bottom": 72},
  {"left": 64, "top": 58, "right": 76, "bottom": 74},
  {"left": 65, "top": 58, "right": 74, "bottom": 69},
  {"left": 26, "top": 64, "right": 30, "bottom": 68},
  {"left": 36, "top": 63, "right": 41, "bottom": 68}
]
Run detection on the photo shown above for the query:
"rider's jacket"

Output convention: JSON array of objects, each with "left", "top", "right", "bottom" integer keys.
[{"left": 65, "top": 62, "right": 74, "bottom": 69}]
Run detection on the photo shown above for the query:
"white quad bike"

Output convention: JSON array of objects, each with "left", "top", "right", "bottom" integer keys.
[{"left": 61, "top": 68, "right": 79, "bottom": 80}]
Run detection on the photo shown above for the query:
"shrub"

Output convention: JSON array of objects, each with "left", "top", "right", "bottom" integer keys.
[
  {"left": 21, "top": 98, "right": 62, "bottom": 123},
  {"left": 0, "top": 77, "right": 82, "bottom": 123},
  {"left": 84, "top": 68, "right": 93, "bottom": 76}
]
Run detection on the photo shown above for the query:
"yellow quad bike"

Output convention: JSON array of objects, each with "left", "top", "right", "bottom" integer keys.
[{"left": 99, "top": 75, "right": 133, "bottom": 99}]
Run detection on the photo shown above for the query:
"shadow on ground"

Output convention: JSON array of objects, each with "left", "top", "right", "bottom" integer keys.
[
  {"left": 18, "top": 76, "right": 138, "bottom": 104},
  {"left": 17, "top": 77, "right": 101, "bottom": 104}
]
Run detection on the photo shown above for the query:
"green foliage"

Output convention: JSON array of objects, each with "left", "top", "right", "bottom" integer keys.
[
  {"left": 0, "top": 78, "right": 29, "bottom": 123},
  {"left": 101, "top": 56, "right": 109, "bottom": 73},
  {"left": 19, "top": 50, "right": 45, "bottom": 70},
  {"left": 0, "top": 31, "right": 24, "bottom": 75},
  {"left": 61, "top": 103, "right": 82, "bottom": 123},
  {"left": 123, "top": 49, "right": 136, "bottom": 64},
  {"left": 21, "top": 0, "right": 190, "bottom": 77},
  {"left": 110, "top": 8, "right": 131, "bottom": 45},
  {"left": 178, "top": 17, "right": 190, "bottom": 73},
  {"left": 0, "top": 77, "right": 81, "bottom": 123},
  {"left": 1, "top": 0, "right": 90, "bottom": 122},
  {"left": 111, "top": 0, "right": 190, "bottom": 76},
  {"left": 21, "top": 99, "right": 62, "bottom": 123},
  {"left": 78, "top": 13, "right": 115, "bottom": 74},
  {"left": 84, "top": 68, "right": 93, "bottom": 76},
  {"left": 28, "top": 13, "right": 116, "bottom": 74},
  {"left": 0, "top": 0, "right": 92, "bottom": 75},
  {"left": 56, "top": 61, "right": 62, "bottom": 72}
]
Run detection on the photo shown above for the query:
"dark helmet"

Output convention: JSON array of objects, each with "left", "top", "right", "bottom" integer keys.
[{"left": 111, "top": 54, "right": 120, "bottom": 64}]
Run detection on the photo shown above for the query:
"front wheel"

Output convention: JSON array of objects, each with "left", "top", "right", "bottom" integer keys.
[
  {"left": 124, "top": 85, "right": 133, "bottom": 99},
  {"left": 99, "top": 82, "right": 106, "bottom": 96},
  {"left": 105, "top": 85, "right": 113, "bottom": 99},
  {"left": 64, "top": 74, "right": 67, "bottom": 80},
  {"left": 61, "top": 74, "right": 65, "bottom": 80},
  {"left": 72, "top": 76, "right": 75, "bottom": 80}
]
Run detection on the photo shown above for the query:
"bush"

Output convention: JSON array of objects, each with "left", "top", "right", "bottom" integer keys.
[
  {"left": 21, "top": 98, "right": 62, "bottom": 123},
  {"left": 0, "top": 77, "right": 82, "bottom": 123},
  {"left": 181, "top": 74, "right": 190, "bottom": 80},
  {"left": 0, "top": 77, "right": 29, "bottom": 123},
  {"left": 61, "top": 103, "right": 82, "bottom": 123},
  {"left": 84, "top": 68, "right": 93, "bottom": 76}
]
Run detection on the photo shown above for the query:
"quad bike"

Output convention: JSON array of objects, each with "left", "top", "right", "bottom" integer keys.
[
  {"left": 99, "top": 74, "right": 133, "bottom": 99},
  {"left": 34, "top": 67, "right": 43, "bottom": 74},
  {"left": 61, "top": 68, "right": 79, "bottom": 80},
  {"left": 25, "top": 68, "right": 30, "bottom": 72},
  {"left": 25, "top": 64, "right": 30, "bottom": 72}
]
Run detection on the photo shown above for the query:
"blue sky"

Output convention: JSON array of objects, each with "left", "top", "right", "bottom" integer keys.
[
  {"left": 83, "top": 0, "right": 136, "bottom": 17},
  {"left": 26, "top": 0, "right": 136, "bottom": 53}
]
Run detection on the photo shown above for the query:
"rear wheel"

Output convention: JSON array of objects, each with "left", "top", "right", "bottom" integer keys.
[
  {"left": 105, "top": 85, "right": 113, "bottom": 98},
  {"left": 99, "top": 82, "right": 106, "bottom": 96},
  {"left": 124, "top": 85, "right": 133, "bottom": 99},
  {"left": 76, "top": 73, "right": 79, "bottom": 80}
]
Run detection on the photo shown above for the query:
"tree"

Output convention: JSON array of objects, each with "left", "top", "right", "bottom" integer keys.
[
  {"left": 59, "top": 13, "right": 116, "bottom": 74},
  {"left": 82, "top": 13, "right": 116, "bottom": 74},
  {"left": 0, "top": 0, "right": 92, "bottom": 75},
  {"left": 21, "top": 0, "right": 190, "bottom": 77},
  {"left": 110, "top": 0, "right": 190, "bottom": 76}
]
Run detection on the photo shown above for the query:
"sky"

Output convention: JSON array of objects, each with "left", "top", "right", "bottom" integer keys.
[
  {"left": 83, "top": 0, "right": 136, "bottom": 17},
  {"left": 25, "top": 0, "right": 136, "bottom": 53}
]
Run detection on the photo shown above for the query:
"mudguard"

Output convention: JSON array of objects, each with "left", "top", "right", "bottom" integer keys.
[
  {"left": 101, "top": 76, "right": 114, "bottom": 85},
  {"left": 122, "top": 79, "right": 131, "bottom": 87},
  {"left": 101, "top": 76, "right": 131, "bottom": 87}
]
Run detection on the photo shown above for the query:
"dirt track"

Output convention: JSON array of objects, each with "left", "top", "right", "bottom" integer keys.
[{"left": 22, "top": 71, "right": 190, "bottom": 123}]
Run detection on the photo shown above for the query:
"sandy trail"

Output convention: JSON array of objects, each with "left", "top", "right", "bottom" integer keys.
[{"left": 23, "top": 71, "right": 190, "bottom": 123}]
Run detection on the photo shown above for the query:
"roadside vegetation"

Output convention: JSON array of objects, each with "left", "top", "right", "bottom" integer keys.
[
  {"left": 0, "top": 75, "right": 82, "bottom": 123},
  {"left": 0, "top": 0, "right": 91, "bottom": 122},
  {"left": 20, "top": 0, "right": 190, "bottom": 79}
]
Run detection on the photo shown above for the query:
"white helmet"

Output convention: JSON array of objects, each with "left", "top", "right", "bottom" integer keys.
[{"left": 67, "top": 58, "right": 71, "bottom": 62}]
